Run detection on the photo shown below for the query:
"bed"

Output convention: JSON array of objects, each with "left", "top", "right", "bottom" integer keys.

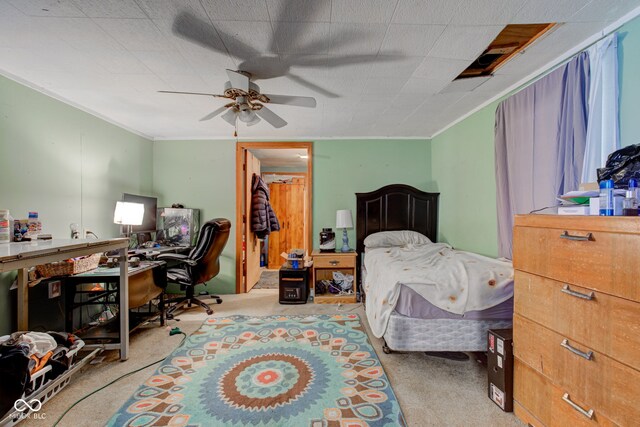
[{"left": 356, "top": 184, "right": 513, "bottom": 354}]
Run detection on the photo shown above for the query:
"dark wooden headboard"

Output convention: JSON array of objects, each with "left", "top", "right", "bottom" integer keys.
[{"left": 355, "top": 184, "right": 439, "bottom": 256}]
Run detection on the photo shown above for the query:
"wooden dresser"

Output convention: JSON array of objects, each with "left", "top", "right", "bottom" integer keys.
[{"left": 512, "top": 215, "right": 640, "bottom": 426}]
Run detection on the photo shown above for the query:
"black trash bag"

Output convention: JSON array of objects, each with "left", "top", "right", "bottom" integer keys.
[{"left": 597, "top": 144, "right": 640, "bottom": 188}]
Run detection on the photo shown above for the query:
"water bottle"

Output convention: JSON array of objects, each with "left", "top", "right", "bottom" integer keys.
[
  {"left": 629, "top": 178, "right": 638, "bottom": 200},
  {"left": 599, "top": 179, "right": 614, "bottom": 216}
]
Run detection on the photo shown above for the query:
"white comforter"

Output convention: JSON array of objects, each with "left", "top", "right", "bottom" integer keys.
[{"left": 364, "top": 243, "right": 514, "bottom": 338}]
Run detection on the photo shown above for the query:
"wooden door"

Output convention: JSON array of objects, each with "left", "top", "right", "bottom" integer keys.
[
  {"left": 268, "top": 179, "right": 305, "bottom": 268},
  {"left": 268, "top": 182, "right": 284, "bottom": 268},
  {"left": 244, "top": 150, "right": 261, "bottom": 291},
  {"left": 287, "top": 179, "right": 305, "bottom": 251}
]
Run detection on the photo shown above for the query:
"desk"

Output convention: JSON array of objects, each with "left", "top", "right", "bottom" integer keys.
[
  {"left": 131, "top": 245, "right": 191, "bottom": 258},
  {"left": 65, "top": 261, "right": 166, "bottom": 342},
  {"left": 0, "top": 238, "right": 130, "bottom": 360}
]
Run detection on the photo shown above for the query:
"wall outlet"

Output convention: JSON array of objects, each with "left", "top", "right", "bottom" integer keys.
[{"left": 48, "top": 280, "right": 61, "bottom": 299}]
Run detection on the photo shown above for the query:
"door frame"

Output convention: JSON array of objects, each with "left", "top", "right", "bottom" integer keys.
[{"left": 235, "top": 141, "right": 313, "bottom": 293}]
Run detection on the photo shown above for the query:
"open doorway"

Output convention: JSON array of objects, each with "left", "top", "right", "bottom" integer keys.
[{"left": 235, "top": 142, "right": 312, "bottom": 293}]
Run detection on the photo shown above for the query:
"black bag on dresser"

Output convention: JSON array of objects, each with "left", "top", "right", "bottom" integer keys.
[{"left": 597, "top": 143, "right": 640, "bottom": 187}]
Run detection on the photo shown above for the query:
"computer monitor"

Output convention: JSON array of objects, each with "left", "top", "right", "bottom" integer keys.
[{"left": 122, "top": 193, "right": 157, "bottom": 233}]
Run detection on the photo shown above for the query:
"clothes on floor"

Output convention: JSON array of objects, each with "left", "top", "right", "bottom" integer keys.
[{"left": 0, "top": 331, "right": 82, "bottom": 415}]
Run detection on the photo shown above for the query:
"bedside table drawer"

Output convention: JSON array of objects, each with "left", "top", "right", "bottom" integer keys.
[{"left": 313, "top": 255, "right": 355, "bottom": 269}]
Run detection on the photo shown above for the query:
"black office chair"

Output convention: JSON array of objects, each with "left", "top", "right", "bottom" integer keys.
[{"left": 158, "top": 218, "right": 231, "bottom": 319}]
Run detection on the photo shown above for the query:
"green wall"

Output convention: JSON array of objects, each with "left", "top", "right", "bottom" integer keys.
[
  {"left": 0, "top": 74, "right": 154, "bottom": 335},
  {"left": 429, "top": 14, "right": 640, "bottom": 257},
  {"left": 312, "top": 139, "right": 431, "bottom": 248},
  {"left": 152, "top": 140, "right": 237, "bottom": 294},
  {"left": 619, "top": 16, "right": 640, "bottom": 147},
  {"left": 429, "top": 103, "right": 500, "bottom": 257}
]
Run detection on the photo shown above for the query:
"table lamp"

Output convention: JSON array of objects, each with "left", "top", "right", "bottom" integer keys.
[
  {"left": 113, "top": 201, "right": 144, "bottom": 241},
  {"left": 336, "top": 209, "right": 353, "bottom": 252}
]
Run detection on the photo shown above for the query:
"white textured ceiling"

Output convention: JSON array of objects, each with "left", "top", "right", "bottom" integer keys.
[
  {"left": 0, "top": 0, "right": 639, "bottom": 140},
  {"left": 251, "top": 147, "right": 308, "bottom": 168}
]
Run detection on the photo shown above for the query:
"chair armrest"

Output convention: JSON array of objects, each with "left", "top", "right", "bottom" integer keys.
[{"left": 156, "top": 253, "right": 197, "bottom": 266}]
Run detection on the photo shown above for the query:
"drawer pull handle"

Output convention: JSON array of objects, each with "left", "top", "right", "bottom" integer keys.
[
  {"left": 561, "top": 285, "right": 594, "bottom": 300},
  {"left": 561, "top": 339, "right": 594, "bottom": 360},
  {"left": 329, "top": 260, "right": 339, "bottom": 266},
  {"left": 562, "top": 393, "right": 594, "bottom": 419},
  {"left": 560, "top": 231, "right": 593, "bottom": 241}
]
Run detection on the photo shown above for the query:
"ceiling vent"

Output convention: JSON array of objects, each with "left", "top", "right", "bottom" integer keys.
[{"left": 455, "top": 23, "right": 556, "bottom": 80}]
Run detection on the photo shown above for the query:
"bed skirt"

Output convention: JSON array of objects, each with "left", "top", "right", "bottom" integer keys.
[{"left": 383, "top": 311, "right": 512, "bottom": 352}]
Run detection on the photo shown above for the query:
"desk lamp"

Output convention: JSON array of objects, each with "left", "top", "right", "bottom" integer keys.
[
  {"left": 336, "top": 209, "right": 353, "bottom": 252},
  {"left": 113, "top": 201, "right": 144, "bottom": 246}
]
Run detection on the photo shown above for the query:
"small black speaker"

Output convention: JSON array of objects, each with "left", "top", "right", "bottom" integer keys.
[{"left": 488, "top": 328, "right": 513, "bottom": 412}]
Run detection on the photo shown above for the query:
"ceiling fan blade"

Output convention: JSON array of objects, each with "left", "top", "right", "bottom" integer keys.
[
  {"left": 199, "top": 106, "right": 228, "bottom": 122},
  {"left": 226, "top": 69, "right": 250, "bottom": 92},
  {"left": 287, "top": 73, "right": 339, "bottom": 98},
  {"left": 221, "top": 109, "right": 237, "bottom": 126},
  {"left": 247, "top": 115, "right": 261, "bottom": 126},
  {"left": 255, "top": 106, "right": 287, "bottom": 128},
  {"left": 158, "top": 90, "right": 225, "bottom": 98},
  {"left": 263, "top": 94, "right": 316, "bottom": 108}
]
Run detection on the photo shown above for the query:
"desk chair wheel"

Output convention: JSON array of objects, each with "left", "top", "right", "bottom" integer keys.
[
  {"left": 206, "top": 308, "right": 213, "bottom": 315},
  {"left": 215, "top": 298, "right": 223, "bottom": 304}
]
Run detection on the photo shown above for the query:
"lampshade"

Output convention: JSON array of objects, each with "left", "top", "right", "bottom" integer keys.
[
  {"left": 113, "top": 201, "right": 144, "bottom": 226},
  {"left": 336, "top": 209, "right": 353, "bottom": 229}
]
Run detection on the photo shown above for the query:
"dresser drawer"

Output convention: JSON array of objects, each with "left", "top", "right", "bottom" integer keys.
[
  {"left": 514, "top": 271, "right": 640, "bottom": 371},
  {"left": 313, "top": 254, "right": 356, "bottom": 269},
  {"left": 513, "top": 225, "right": 640, "bottom": 303},
  {"left": 514, "top": 360, "right": 617, "bottom": 427},
  {"left": 514, "top": 315, "right": 640, "bottom": 426}
]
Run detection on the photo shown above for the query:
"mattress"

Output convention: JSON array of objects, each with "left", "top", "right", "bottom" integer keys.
[
  {"left": 384, "top": 311, "right": 512, "bottom": 352},
  {"left": 394, "top": 284, "right": 513, "bottom": 320}
]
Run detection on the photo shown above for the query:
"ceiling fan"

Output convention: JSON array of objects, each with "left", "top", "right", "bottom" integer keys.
[{"left": 159, "top": 69, "right": 316, "bottom": 129}]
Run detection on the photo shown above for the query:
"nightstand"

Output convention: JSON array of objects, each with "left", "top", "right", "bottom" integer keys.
[{"left": 311, "top": 250, "right": 357, "bottom": 304}]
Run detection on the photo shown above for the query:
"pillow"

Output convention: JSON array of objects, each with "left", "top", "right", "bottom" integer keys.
[{"left": 363, "top": 230, "right": 432, "bottom": 248}]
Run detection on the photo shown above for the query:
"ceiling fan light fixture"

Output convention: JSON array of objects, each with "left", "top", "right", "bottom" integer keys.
[{"left": 238, "top": 108, "right": 257, "bottom": 123}]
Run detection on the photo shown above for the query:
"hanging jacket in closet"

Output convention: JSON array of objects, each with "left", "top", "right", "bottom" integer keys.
[{"left": 251, "top": 174, "right": 280, "bottom": 239}]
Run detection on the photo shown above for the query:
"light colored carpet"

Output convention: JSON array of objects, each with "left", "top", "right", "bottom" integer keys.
[{"left": 22, "top": 290, "right": 522, "bottom": 427}]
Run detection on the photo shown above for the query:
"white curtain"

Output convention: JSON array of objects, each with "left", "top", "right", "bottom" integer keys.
[{"left": 582, "top": 33, "right": 620, "bottom": 183}]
